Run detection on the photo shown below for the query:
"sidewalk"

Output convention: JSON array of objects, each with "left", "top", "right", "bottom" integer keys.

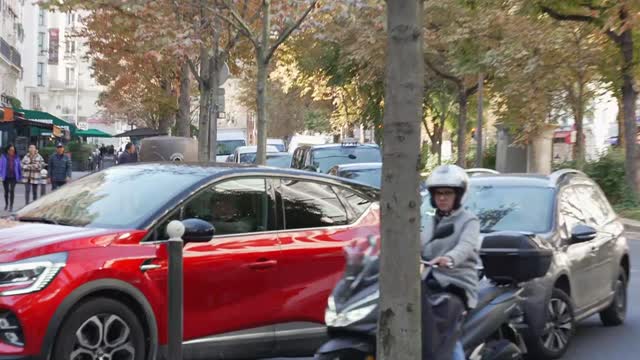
[{"left": 0, "top": 171, "right": 89, "bottom": 216}]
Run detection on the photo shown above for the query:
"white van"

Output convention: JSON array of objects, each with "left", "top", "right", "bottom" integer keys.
[
  {"left": 216, "top": 129, "right": 247, "bottom": 162},
  {"left": 287, "top": 135, "right": 328, "bottom": 153}
]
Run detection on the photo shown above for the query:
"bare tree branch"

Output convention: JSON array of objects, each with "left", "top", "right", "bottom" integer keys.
[
  {"left": 265, "top": 0, "right": 319, "bottom": 63},
  {"left": 215, "top": 0, "right": 259, "bottom": 47},
  {"left": 187, "top": 58, "right": 205, "bottom": 85},
  {"left": 424, "top": 56, "right": 462, "bottom": 86}
]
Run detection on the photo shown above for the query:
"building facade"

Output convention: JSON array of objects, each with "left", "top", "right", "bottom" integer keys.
[{"left": 0, "top": 0, "right": 24, "bottom": 99}]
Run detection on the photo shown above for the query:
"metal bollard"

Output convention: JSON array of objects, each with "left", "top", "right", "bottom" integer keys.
[{"left": 166, "top": 220, "right": 185, "bottom": 360}]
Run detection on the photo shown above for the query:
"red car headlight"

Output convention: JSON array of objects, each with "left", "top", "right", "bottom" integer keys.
[{"left": 0, "top": 253, "right": 67, "bottom": 296}]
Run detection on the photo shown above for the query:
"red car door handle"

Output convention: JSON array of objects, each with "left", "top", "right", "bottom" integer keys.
[{"left": 247, "top": 259, "right": 278, "bottom": 270}]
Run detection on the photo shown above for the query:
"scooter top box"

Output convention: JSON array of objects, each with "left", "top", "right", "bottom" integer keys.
[{"left": 480, "top": 231, "right": 553, "bottom": 284}]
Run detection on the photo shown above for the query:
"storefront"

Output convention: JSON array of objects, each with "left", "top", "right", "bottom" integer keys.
[
  {"left": 1, "top": 107, "right": 54, "bottom": 156},
  {"left": 18, "top": 109, "right": 77, "bottom": 145}
]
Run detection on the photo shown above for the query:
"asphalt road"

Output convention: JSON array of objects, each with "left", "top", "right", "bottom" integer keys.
[{"left": 266, "top": 233, "right": 640, "bottom": 360}]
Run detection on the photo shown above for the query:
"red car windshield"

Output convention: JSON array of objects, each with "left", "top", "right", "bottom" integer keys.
[{"left": 16, "top": 165, "right": 206, "bottom": 229}]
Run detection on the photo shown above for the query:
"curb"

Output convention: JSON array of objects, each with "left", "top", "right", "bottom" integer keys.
[{"left": 621, "top": 218, "right": 640, "bottom": 233}]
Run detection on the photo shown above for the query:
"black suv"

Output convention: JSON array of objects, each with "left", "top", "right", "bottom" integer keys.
[
  {"left": 291, "top": 141, "right": 381, "bottom": 173},
  {"left": 421, "top": 169, "right": 631, "bottom": 359}
]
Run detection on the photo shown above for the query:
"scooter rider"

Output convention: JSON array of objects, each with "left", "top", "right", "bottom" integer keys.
[{"left": 421, "top": 164, "right": 482, "bottom": 360}]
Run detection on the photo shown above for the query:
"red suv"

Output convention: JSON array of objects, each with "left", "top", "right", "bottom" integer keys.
[{"left": 0, "top": 163, "right": 379, "bottom": 360}]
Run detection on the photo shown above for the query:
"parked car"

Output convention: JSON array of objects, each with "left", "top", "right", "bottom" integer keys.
[
  {"left": 0, "top": 163, "right": 379, "bottom": 360},
  {"left": 292, "top": 141, "right": 382, "bottom": 173},
  {"left": 264, "top": 152, "right": 293, "bottom": 168},
  {"left": 267, "top": 138, "right": 287, "bottom": 152},
  {"left": 225, "top": 145, "right": 279, "bottom": 163},
  {"left": 421, "top": 169, "right": 630, "bottom": 359},
  {"left": 216, "top": 129, "right": 247, "bottom": 162},
  {"left": 328, "top": 162, "right": 381, "bottom": 188},
  {"left": 287, "top": 134, "right": 329, "bottom": 154}
]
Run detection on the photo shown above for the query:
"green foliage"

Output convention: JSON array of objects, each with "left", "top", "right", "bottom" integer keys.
[
  {"left": 8, "top": 96, "right": 21, "bottom": 110},
  {"left": 555, "top": 149, "right": 637, "bottom": 207},
  {"left": 304, "top": 110, "right": 332, "bottom": 133},
  {"left": 39, "top": 147, "right": 56, "bottom": 163}
]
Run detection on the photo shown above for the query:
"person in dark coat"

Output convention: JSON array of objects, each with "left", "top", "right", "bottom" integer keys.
[
  {"left": 48, "top": 143, "right": 72, "bottom": 191},
  {"left": 118, "top": 143, "right": 137, "bottom": 165},
  {"left": 0, "top": 144, "right": 22, "bottom": 211}
]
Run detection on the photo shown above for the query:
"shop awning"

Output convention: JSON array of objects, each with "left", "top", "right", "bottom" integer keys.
[
  {"left": 76, "top": 128, "right": 112, "bottom": 138},
  {"left": 17, "top": 109, "right": 77, "bottom": 135}
]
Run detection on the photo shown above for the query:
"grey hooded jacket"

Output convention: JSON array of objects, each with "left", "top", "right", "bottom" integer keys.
[{"left": 421, "top": 208, "right": 482, "bottom": 308}]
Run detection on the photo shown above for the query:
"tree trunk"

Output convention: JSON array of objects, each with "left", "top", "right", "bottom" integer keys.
[
  {"left": 255, "top": 0, "right": 271, "bottom": 165},
  {"left": 157, "top": 79, "right": 174, "bottom": 134},
  {"left": 177, "top": 62, "right": 191, "bottom": 137},
  {"left": 255, "top": 55, "right": 269, "bottom": 165},
  {"left": 457, "top": 91, "right": 468, "bottom": 167},
  {"left": 620, "top": 28, "right": 639, "bottom": 193},
  {"left": 476, "top": 73, "right": 484, "bottom": 167},
  {"left": 616, "top": 94, "right": 625, "bottom": 149},
  {"left": 197, "top": 45, "right": 211, "bottom": 162},
  {"left": 378, "top": 0, "right": 424, "bottom": 360},
  {"left": 573, "top": 82, "right": 585, "bottom": 169},
  {"left": 209, "top": 21, "right": 221, "bottom": 162}
]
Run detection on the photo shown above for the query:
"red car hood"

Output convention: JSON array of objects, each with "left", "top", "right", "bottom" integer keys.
[{"left": 0, "top": 219, "right": 131, "bottom": 262}]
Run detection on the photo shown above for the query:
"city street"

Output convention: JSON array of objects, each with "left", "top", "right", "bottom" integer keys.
[{"left": 266, "top": 234, "right": 640, "bottom": 360}]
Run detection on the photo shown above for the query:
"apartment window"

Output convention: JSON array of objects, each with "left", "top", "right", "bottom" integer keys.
[
  {"left": 66, "top": 12, "right": 75, "bottom": 25},
  {"left": 38, "top": 9, "right": 46, "bottom": 26},
  {"left": 31, "top": 94, "right": 41, "bottom": 109},
  {"left": 38, "top": 32, "right": 45, "bottom": 54},
  {"left": 65, "top": 40, "right": 75, "bottom": 55},
  {"left": 37, "top": 63, "right": 45, "bottom": 86},
  {"left": 65, "top": 67, "right": 75, "bottom": 86}
]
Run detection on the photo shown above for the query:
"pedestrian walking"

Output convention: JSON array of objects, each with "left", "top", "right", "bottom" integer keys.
[
  {"left": 117, "top": 143, "right": 138, "bottom": 165},
  {"left": 21, "top": 144, "right": 46, "bottom": 205},
  {"left": 102, "top": 146, "right": 116, "bottom": 169},
  {"left": 48, "top": 142, "right": 72, "bottom": 191},
  {"left": 0, "top": 144, "right": 22, "bottom": 211}
]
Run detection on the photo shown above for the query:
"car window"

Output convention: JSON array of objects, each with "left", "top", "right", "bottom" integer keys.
[
  {"left": 217, "top": 140, "right": 246, "bottom": 156},
  {"left": 421, "top": 185, "right": 555, "bottom": 233},
  {"left": 16, "top": 166, "right": 205, "bottom": 229},
  {"left": 310, "top": 147, "right": 382, "bottom": 173},
  {"left": 339, "top": 168, "right": 381, "bottom": 188},
  {"left": 239, "top": 152, "right": 256, "bottom": 163},
  {"left": 277, "top": 179, "right": 349, "bottom": 229},
  {"left": 580, "top": 185, "right": 613, "bottom": 225},
  {"left": 265, "top": 154, "right": 292, "bottom": 168},
  {"left": 183, "top": 178, "right": 276, "bottom": 237},
  {"left": 333, "top": 186, "right": 372, "bottom": 222},
  {"left": 558, "top": 186, "right": 589, "bottom": 237}
]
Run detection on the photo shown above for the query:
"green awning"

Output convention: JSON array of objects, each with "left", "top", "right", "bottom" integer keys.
[
  {"left": 17, "top": 109, "right": 77, "bottom": 135},
  {"left": 76, "top": 128, "right": 112, "bottom": 138}
]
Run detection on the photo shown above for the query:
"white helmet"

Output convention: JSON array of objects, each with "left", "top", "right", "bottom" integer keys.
[{"left": 425, "top": 164, "right": 469, "bottom": 209}]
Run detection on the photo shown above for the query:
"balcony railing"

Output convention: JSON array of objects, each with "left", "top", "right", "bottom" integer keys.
[{"left": 0, "top": 36, "right": 22, "bottom": 69}]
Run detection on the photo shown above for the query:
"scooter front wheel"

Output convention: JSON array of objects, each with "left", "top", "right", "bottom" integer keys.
[{"left": 315, "top": 349, "right": 375, "bottom": 360}]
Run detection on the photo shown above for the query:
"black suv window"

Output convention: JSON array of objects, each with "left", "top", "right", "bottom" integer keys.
[
  {"left": 333, "top": 186, "right": 372, "bottom": 222},
  {"left": 182, "top": 178, "right": 276, "bottom": 237},
  {"left": 277, "top": 179, "right": 349, "bottom": 229}
]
